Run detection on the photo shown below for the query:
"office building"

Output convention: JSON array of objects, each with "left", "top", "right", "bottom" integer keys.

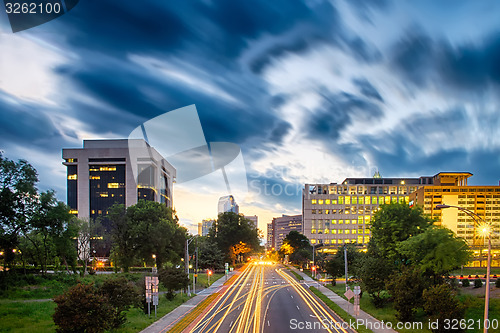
[
  {"left": 302, "top": 173, "right": 434, "bottom": 251},
  {"left": 218, "top": 195, "right": 239, "bottom": 214},
  {"left": 198, "top": 219, "right": 215, "bottom": 236},
  {"left": 267, "top": 223, "right": 274, "bottom": 250},
  {"left": 245, "top": 215, "right": 258, "bottom": 229},
  {"left": 409, "top": 172, "right": 500, "bottom": 267},
  {"left": 62, "top": 139, "right": 176, "bottom": 255},
  {"left": 269, "top": 214, "right": 302, "bottom": 250}
]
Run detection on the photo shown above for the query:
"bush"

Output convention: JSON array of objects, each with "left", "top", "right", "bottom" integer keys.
[
  {"left": 423, "top": 284, "right": 465, "bottom": 333},
  {"left": 158, "top": 267, "right": 189, "bottom": 297},
  {"left": 53, "top": 283, "right": 114, "bottom": 333},
  {"left": 473, "top": 278, "right": 483, "bottom": 288},
  {"left": 461, "top": 278, "right": 470, "bottom": 287},
  {"left": 495, "top": 277, "right": 500, "bottom": 288},
  {"left": 99, "top": 277, "right": 141, "bottom": 329}
]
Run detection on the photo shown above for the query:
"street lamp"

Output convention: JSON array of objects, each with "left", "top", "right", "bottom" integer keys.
[{"left": 436, "top": 204, "right": 491, "bottom": 333}]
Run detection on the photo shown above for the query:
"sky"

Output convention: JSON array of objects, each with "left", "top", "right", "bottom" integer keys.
[{"left": 1, "top": 0, "right": 500, "bottom": 236}]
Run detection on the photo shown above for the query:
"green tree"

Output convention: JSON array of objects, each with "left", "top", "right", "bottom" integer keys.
[
  {"left": 326, "top": 244, "right": 361, "bottom": 281},
  {"left": 109, "top": 201, "right": 186, "bottom": 271},
  {"left": 356, "top": 255, "right": 393, "bottom": 307},
  {"left": 398, "top": 227, "right": 470, "bottom": 280},
  {"left": 0, "top": 154, "right": 38, "bottom": 268},
  {"left": 369, "top": 203, "right": 432, "bottom": 263},
  {"left": 198, "top": 237, "right": 225, "bottom": 270},
  {"left": 423, "top": 284, "right": 465, "bottom": 333},
  {"left": 386, "top": 265, "right": 429, "bottom": 322},
  {"left": 158, "top": 267, "right": 190, "bottom": 300},
  {"left": 279, "top": 230, "right": 312, "bottom": 266},
  {"left": 209, "top": 212, "right": 260, "bottom": 264}
]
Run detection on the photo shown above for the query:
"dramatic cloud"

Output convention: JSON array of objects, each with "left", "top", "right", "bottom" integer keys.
[{"left": 1, "top": 0, "right": 500, "bottom": 233}]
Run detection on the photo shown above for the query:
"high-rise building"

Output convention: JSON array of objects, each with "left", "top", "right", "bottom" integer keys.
[
  {"left": 198, "top": 219, "right": 215, "bottom": 236},
  {"left": 269, "top": 215, "right": 302, "bottom": 250},
  {"left": 244, "top": 215, "right": 258, "bottom": 229},
  {"left": 62, "top": 139, "right": 175, "bottom": 255},
  {"left": 409, "top": 172, "right": 500, "bottom": 267},
  {"left": 302, "top": 174, "right": 434, "bottom": 251},
  {"left": 267, "top": 223, "right": 274, "bottom": 250},
  {"left": 217, "top": 195, "right": 239, "bottom": 215}
]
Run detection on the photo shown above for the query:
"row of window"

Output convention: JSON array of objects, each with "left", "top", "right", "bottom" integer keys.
[
  {"left": 311, "top": 196, "right": 409, "bottom": 205},
  {"left": 310, "top": 237, "right": 370, "bottom": 245},
  {"left": 311, "top": 229, "right": 370, "bottom": 234},
  {"left": 311, "top": 217, "right": 371, "bottom": 225}
]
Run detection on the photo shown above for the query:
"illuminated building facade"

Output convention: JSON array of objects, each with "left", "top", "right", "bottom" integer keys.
[
  {"left": 410, "top": 172, "right": 500, "bottom": 267},
  {"left": 302, "top": 175, "right": 434, "bottom": 250},
  {"left": 244, "top": 215, "right": 258, "bottom": 229},
  {"left": 62, "top": 139, "right": 175, "bottom": 256},
  {"left": 269, "top": 214, "right": 303, "bottom": 250}
]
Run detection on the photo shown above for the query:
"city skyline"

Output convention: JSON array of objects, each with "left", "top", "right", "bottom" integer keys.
[{"left": 1, "top": 1, "right": 500, "bottom": 233}]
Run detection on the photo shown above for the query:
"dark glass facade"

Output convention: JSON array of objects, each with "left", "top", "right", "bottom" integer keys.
[{"left": 67, "top": 165, "right": 78, "bottom": 212}]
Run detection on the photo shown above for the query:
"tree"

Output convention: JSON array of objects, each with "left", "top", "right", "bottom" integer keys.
[
  {"left": 53, "top": 283, "right": 114, "bottom": 333},
  {"left": 423, "top": 284, "right": 465, "bottom": 333},
  {"left": 326, "top": 244, "right": 361, "bottom": 281},
  {"left": 356, "top": 255, "right": 393, "bottom": 307},
  {"left": 158, "top": 267, "right": 190, "bottom": 300},
  {"left": 398, "top": 227, "right": 471, "bottom": 280},
  {"left": 0, "top": 154, "right": 38, "bottom": 269},
  {"left": 279, "top": 231, "right": 312, "bottom": 266},
  {"left": 209, "top": 212, "right": 260, "bottom": 264},
  {"left": 198, "top": 237, "right": 225, "bottom": 270},
  {"left": 386, "top": 265, "right": 429, "bottom": 322},
  {"left": 76, "top": 218, "right": 102, "bottom": 276},
  {"left": 369, "top": 203, "right": 432, "bottom": 263},
  {"left": 109, "top": 201, "right": 186, "bottom": 271}
]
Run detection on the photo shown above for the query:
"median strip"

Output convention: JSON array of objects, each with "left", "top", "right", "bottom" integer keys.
[{"left": 167, "top": 292, "right": 220, "bottom": 333}]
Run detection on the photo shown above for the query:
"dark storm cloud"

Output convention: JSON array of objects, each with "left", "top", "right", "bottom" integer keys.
[
  {"left": 352, "top": 78, "right": 384, "bottom": 102},
  {"left": 268, "top": 121, "right": 292, "bottom": 146},
  {"left": 0, "top": 93, "right": 65, "bottom": 150},
  {"left": 391, "top": 30, "right": 500, "bottom": 90},
  {"left": 307, "top": 91, "right": 383, "bottom": 141}
]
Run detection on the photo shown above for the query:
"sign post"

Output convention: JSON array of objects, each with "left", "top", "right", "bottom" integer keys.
[
  {"left": 225, "top": 263, "right": 229, "bottom": 280},
  {"left": 145, "top": 276, "right": 159, "bottom": 318},
  {"left": 353, "top": 286, "right": 361, "bottom": 316}
]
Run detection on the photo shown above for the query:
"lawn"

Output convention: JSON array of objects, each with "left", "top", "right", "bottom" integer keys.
[
  {"left": 0, "top": 301, "right": 55, "bottom": 333},
  {"left": 325, "top": 283, "right": 500, "bottom": 333}
]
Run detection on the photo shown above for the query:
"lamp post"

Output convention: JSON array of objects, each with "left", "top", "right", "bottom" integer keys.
[
  {"left": 185, "top": 236, "right": 197, "bottom": 296},
  {"left": 436, "top": 204, "right": 491, "bottom": 333}
]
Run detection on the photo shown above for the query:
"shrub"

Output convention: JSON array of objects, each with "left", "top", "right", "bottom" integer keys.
[
  {"left": 423, "top": 284, "right": 465, "bottom": 333},
  {"left": 53, "top": 283, "right": 114, "bottom": 333},
  {"left": 496, "top": 277, "right": 500, "bottom": 288},
  {"left": 461, "top": 278, "right": 470, "bottom": 287},
  {"left": 99, "top": 277, "right": 141, "bottom": 329},
  {"left": 473, "top": 278, "right": 483, "bottom": 288}
]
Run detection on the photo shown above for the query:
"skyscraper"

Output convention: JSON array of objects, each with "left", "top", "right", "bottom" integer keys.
[{"left": 217, "top": 195, "right": 239, "bottom": 215}]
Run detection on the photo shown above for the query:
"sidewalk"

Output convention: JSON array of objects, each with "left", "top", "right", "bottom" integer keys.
[
  {"left": 140, "top": 271, "right": 237, "bottom": 333},
  {"left": 288, "top": 267, "right": 397, "bottom": 333}
]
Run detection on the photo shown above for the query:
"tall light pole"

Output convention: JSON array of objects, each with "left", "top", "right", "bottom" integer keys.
[
  {"left": 436, "top": 204, "right": 491, "bottom": 333},
  {"left": 185, "top": 236, "right": 196, "bottom": 296}
]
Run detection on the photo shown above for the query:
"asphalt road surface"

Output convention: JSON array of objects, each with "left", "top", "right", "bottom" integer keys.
[{"left": 189, "top": 262, "right": 354, "bottom": 333}]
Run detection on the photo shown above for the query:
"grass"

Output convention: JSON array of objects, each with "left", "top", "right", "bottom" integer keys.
[
  {"left": 193, "top": 273, "right": 225, "bottom": 289},
  {"left": 289, "top": 270, "right": 304, "bottom": 281},
  {"left": 0, "top": 300, "right": 56, "bottom": 332},
  {"left": 310, "top": 287, "right": 372, "bottom": 333},
  {"left": 111, "top": 294, "right": 192, "bottom": 333}
]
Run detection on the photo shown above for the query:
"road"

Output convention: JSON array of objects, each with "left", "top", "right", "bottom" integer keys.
[{"left": 189, "top": 262, "right": 353, "bottom": 333}]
